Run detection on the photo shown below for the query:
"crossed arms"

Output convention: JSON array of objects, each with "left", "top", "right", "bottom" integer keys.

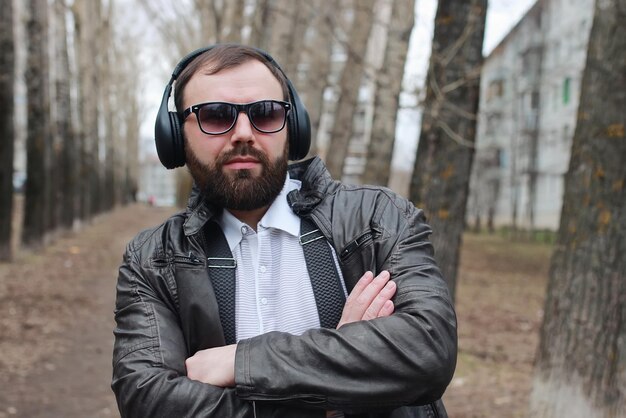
[
  {"left": 112, "top": 213, "right": 456, "bottom": 417},
  {"left": 186, "top": 270, "right": 397, "bottom": 386}
]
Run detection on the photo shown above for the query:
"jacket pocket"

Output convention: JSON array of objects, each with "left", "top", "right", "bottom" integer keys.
[{"left": 340, "top": 231, "right": 373, "bottom": 261}]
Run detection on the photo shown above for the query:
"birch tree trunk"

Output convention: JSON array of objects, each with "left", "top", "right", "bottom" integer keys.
[
  {"left": 221, "top": 0, "right": 245, "bottom": 43},
  {"left": 53, "top": 0, "right": 76, "bottom": 230},
  {"left": 101, "top": 1, "right": 115, "bottom": 211},
  {"left": 362, "top": 0, "right": 414, "bottom": 186},
  {"left": 408, "top": 0, "right": 487, "bottom": 302},
  {"left": 265, "top": 0, "right": 308, "bottom": 75},
  {"left": 0, "top": 0, "right": 15, "bottom": 260},
  {"left": 73, "top": 0, "right": 101, "bottom": 220},
  {"left": 324, "top": 0, "right": 376, "bottom": 179},
  {"left": 529, "top": 0, "right": 626, "bottom": 416},
  {"left": 248, "top": 0, "right": 271, "bottom": 48},
  {"left": 23, "top": 0, "right": 51, "bottom": 247},
  {"left": 299, "top": 0, "right": 335, "bottom": 155}
]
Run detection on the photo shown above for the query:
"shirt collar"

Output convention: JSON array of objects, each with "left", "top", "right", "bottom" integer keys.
[{"left": 218, "top": 174, "right": 302, "bottom": 251}]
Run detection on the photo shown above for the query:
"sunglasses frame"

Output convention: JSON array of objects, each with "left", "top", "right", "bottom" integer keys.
[{"left": 182, "top": 100, "right": 291, "bottom": 135}]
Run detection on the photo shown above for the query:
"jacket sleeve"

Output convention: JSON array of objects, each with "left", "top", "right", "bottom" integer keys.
[
  {"left": 112, "top": 241, "right": 326, "bottom": 418},
  {"left": 111, "top": 242, "right": 255, "bottom": 418},
  {"left": 234, "top": 202, "right": 457, "bottom": 414}
]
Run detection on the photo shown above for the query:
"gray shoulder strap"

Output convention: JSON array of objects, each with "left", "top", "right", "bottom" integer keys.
[{"left": 300, "top": 218, "right": 346, "bottom": 328}]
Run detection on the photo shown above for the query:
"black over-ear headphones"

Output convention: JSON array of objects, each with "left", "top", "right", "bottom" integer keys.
[{"left": 154, "top": 45, "right": 311, "bottom": 169}]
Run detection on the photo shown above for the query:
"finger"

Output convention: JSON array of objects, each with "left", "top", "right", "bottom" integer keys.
[
  {"left": 354, "top": 270, "right": 391, "bottom": 310},
  {"left": 362, "top": 280, "right": 396, "bottom": 320},
  {"left": 338, "top": 271, "right": 375, "bottom": 328},
  {"left": 345, "top": 271, "right": 374, "bottom": 304},
  {"left": 377, "top": 300, "right": 395, "bottom": 318}
]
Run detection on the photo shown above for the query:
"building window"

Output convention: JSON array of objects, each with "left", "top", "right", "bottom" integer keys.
[
  {"left": 531, "top": 91, "right": 540, "bottom": 109},
  {"left": 563, "top": 77, "right": 571, "bottom": 104},
  {"left": 487, "top": 79, "right": 504, "bottom": 100},
  {"left": 498, "top": 149, "right": 507, "bottom": 168}
]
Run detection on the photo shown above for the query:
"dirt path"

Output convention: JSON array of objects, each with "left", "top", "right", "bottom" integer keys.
[
  {"left": 0, "top": 204, "right": 552, "bottom": 418},
  {"left": 0, "top": 204, "right": 176, "bottom": 418}
]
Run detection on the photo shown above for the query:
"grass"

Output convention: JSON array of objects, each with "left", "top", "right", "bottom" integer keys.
[{"left": 444, "top": 232, "right": 553, "bottom": 417}]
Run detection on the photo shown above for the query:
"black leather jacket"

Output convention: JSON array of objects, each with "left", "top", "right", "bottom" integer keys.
[{"left": 112, "top": 157, "right": 457, "bottom": 418}]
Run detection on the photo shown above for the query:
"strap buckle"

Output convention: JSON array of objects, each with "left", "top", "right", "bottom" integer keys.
[
  {"left": 207, "top": 257, "right": 237, "bottom": 268},
  {"left": 299, "top": 229, "right": 325, "bottom": 245}
]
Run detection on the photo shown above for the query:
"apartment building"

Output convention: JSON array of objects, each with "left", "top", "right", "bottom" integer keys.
[{"left": 468, "top": 0, "right": 594, "bottom": 230}]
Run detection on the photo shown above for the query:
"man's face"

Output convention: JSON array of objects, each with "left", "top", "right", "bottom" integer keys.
[{"left": 182, "top": 60, "right": 289, "bottom": 211}]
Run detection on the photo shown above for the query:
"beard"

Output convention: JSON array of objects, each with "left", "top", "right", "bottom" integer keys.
[{"left": 186, "top": 142, "right": 288, "bottom": 211}]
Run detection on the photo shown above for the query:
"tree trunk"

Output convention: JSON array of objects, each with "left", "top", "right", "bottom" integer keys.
[
  {"left": 101, "top": 1, "right": 115, "bottom": 211},
  {"left": 73, "top": 0, "right": 101, "bottom": 220},
  {"left": 408, "top": 0, "right": 487, "bottom": 302},
  {"left": 221, "top": 0, "right": 245, "bottom": 43},
  {"left": 362, "top": 0, "right": 414, "bottom": 186},
  {"left": 53, "top": 0, "right": 76, "bottom": 230},
  {"left": 324, "top": 0, "right": 376, "bottom": 179},
  {"left": 529, "top": 0, "right": 626, "bottom": 416},
  {"left": 265, "top": 0, "right": 308, "bottom": 75},
  {"left": 0, "top": 0, "right": 15, "bottom": 260},
  {"left": 23, "top": 0, "right": 51, "bottom": 248},
  {"left": 298, "top": 0, "right": 334, "bottom": 155},
  {"left": 249, "top": 0, "right": 272, "bottom": 50}
]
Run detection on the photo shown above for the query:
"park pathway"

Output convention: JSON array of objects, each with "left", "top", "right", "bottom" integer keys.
[
  {"left": 0, "top": 201, "right": 551, "bottom": 418},
  {"left": 0, "top": 204, "right": 176, "bottom": 418}
]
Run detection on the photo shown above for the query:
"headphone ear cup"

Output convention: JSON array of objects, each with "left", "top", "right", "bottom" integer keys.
[
  {"left": 155, "top": 84, "right": 186, "bottom": 169},
  {"left": 286, "top": 81, "right": 311, "bottom": 161},
  {"left": 169, "top": 111, "right": 185, "bottom": 167}
]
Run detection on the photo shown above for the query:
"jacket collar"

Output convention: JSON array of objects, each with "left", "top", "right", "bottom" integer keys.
[{"left": 182, "top": 156, "right": 333, "bottom": 236}]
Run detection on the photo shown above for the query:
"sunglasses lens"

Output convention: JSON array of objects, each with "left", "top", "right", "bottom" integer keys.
[
  {"left": 197, "top": 103, "right": 237, "bottom": 134},
  {"left": 249, "top": 101, "right": 287, "bottom": 133}
]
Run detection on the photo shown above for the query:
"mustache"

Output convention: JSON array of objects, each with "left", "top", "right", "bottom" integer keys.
[{"left": 216, "top": 144, "right": 268, "bottom": 167}]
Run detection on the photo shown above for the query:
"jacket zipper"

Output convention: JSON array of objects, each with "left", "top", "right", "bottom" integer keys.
[
  {"left": 151, "top": 253, "right": 203, "bottom": 267},
  {"left": 340, "top": 231, "right": 373, "bottom": 259},
  {"left": 174, "top": 253, "right": 202, "bottom": 266}
]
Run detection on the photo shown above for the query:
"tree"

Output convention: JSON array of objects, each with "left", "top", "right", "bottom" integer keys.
[
  {"left": 52, "top": 0, "right": 77, "bottom": 231},
  {"left": 221, "top": 0, "right": 245, "bottom": 43},
  {"left": 73, "top": 0, "right": 103, "bottom": 220},
  {"left": 529, "top": 0, "right": 626, "bottom": 415},
  {"left": 408, "top": 0, "right": 487, "bottom": 302},
  {"left": 362, "top": 0, "right": 415, "bottom": 186},
  {"left": 324, "top": 0, "right": 376, "bottom": 179},
  {"left": 0, "top": 0, "right": 15, "bottom": 260},
  {"left": 101, "top": 1, "right": 116, "bottom": 211},
  {"left": 23, "top": 0, "right": 51, "bottom": 248},
  {"left": 297, "top": 0, "right": 334, "bottom": 155},
  {"left": 249, "top": 0, "right": 272, "bottom": 48},
  {"left": 264, "top": 0, "right": 309, "bottom": 75}
]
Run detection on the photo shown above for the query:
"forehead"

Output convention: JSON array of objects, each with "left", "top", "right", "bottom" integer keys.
[{"left": 183, "top": 60, "right": 284, "bottom": 107}]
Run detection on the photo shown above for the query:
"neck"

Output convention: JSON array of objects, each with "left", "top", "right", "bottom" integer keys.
[{"left": 227, "top": 206, "right": 269, "bottom": 231}]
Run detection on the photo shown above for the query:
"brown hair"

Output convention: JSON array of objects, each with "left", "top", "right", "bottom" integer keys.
[{"left": 174, "top": 44, "right": 290, "bottom": 113}]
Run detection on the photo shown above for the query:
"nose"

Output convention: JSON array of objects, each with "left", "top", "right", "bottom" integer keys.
[{"left": 229, "top": 111, "right": 255, "bottom": 145}]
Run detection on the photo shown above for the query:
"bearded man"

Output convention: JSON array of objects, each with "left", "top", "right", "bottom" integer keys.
[{"left": 112, "top": 44, "right": 457, "bottom": 418}]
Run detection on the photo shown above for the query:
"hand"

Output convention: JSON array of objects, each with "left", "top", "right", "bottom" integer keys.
[
  {"left": 185, "top": 344, "right": 237, "bottom": 387},
  {"left": 337, "top": 270, "right": 396, "bottom": 328}
]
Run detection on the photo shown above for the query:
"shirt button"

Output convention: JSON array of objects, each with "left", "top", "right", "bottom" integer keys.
[
  {"left": 261, "top": 297, "right": 268, "bottom": 305},
  {"left": 241, "top": 226, "right": 248, "bottom": 234},
  {"left": 259, "top": 265, "right": 266, "bottom": 273}
]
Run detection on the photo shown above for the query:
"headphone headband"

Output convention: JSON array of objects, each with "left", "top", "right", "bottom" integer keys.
[{"left": 154, "top": 45, "right": 311, "bottom": 169}]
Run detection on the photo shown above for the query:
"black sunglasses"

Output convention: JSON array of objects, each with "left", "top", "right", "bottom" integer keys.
[{"left": 182, "top": 100, "right": 291, "bottom": 135}]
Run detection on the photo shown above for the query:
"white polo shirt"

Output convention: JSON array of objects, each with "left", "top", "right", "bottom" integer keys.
[{"left": 217, "top": 175, "right": 346, "bottom": 342}]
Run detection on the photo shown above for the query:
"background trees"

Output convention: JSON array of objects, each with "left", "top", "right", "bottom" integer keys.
[
  {"left": 3, "top": 0, "right": 141, "bottom": 254},
  {"left": 530, "top": 0, "right": 626, "bottom": 415},
  {"left": 3, "top": 0, "right": 625, "bottom": 413},
  {"left": 0, "top": 0, "right": 15, "bottom": 260},
  {"left": 408, "top": 0, "right": 488, "bottom": 301}
]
